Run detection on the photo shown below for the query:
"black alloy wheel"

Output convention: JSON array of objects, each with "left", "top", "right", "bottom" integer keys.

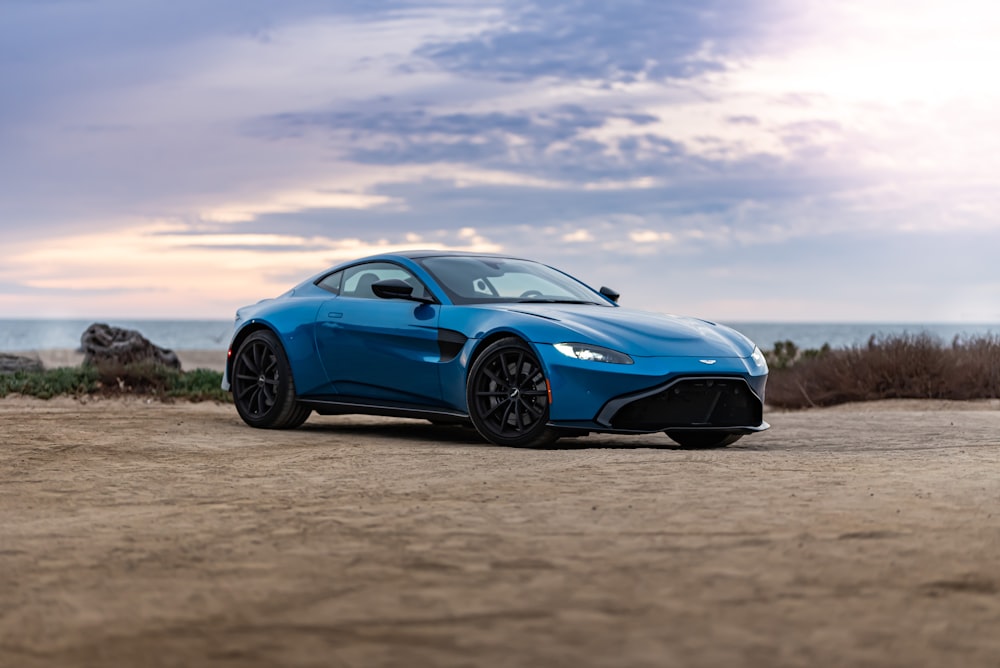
[
  {"left": 467, "top": 337, "right": 557, "bottom": 447},
  {"left": 665, "top": 431, "right": 742, "bottom": 448},
  {"left": 231, "top": 330, "right": 310, "bottom": 429}
]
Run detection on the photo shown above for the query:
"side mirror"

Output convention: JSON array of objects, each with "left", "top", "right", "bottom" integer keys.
[
  {"left": 372, "top": 278, "right": 434, "bottom": 304},
  {"left": 372, "top": 278, "right": 414, "bottom": 300},
  {"left": 599, "top": 286, "right": 620, "bottom": 303}
]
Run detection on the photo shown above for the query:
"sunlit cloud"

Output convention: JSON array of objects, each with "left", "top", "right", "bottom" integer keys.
[
  {"left": 199, "top": 190, "right": 397, "bottom": 223},
  {"left": 562, "top": 229, "right": 593, "bottom": 243},
  {"left": 1, "top": 221, "right": 502, "bottom": 317},
  {"left": 628, "top": 230, "right": 674, "bottom": 244}
]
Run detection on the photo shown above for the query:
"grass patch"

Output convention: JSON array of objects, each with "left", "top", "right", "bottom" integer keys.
[
  {"left": 0, "top": 366, "right": 101, "bottom": 399},
  {"left": 0, "top": 363, "right": 230, "bottom": 402},
  {"left": 165, "top": 368, "right": 231, "bottom": 402},
  {"left": 765, "top": 333, "right": 1000, "bottom": 408}
]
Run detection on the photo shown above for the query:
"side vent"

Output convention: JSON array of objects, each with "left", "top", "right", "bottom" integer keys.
[{"left": 438, "top": 329, "right": 468, "bottom": 362}]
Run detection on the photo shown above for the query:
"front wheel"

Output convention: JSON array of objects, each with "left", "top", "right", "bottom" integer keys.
[
  {"left": 665, "top": 431, "right": 742, "bottom": 448},
  {"left": 466, "top": 338, "right": 557, "bottom": 447},
  {"left": 231, "top": 330, "right": 311, "bottom": 429}
]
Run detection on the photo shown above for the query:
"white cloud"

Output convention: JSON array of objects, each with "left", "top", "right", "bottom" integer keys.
[
  {"left": 628, "top": 229, "right": 674, "bottom": 244},
  {"left": 562, "top": 229, "right": 593, "bottom": 243}
]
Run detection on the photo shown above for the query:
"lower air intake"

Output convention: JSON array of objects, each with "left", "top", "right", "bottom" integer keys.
[{"left": 609, "top": 377, "right": 761, "bottom": 431}]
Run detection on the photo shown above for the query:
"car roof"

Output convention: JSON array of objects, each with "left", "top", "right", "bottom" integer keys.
[
  {"left": 302, "top": 249, "right": 534, "bottom": 284},
  {"left": 384, "top": 249, "right": 523, "bottom": 260}
]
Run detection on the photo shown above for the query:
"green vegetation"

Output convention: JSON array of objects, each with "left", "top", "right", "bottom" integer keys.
[
  {"left": 765, "top": 333, "right": 1000, "bottom": 408},
  {"left": 164, "top": 368, "right": 231, "bottom": 401},
  {"left": 4, "top": 334, "right": 999, "bottom": 409},
  {"left": 0, "top": 366, "right": 100, "bottom": 399},
  {"left": 765, "top": 340, "right": 832, "bottom": 370},
  {"left": 0, "top": 363, "right": 230, "bottom": 402}
]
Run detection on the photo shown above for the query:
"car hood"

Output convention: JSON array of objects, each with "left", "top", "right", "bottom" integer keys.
[{"left": 495, "top": 304, "right": 754, "bottom": 358}]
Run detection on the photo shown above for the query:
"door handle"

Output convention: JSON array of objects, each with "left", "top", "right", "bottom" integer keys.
[{"left": 327, "top": 312, "right": 343, "bottom": 319}]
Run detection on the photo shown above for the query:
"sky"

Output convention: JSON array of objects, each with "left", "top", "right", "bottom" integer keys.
[{"left": 1, "top": 0, "right": 998, "bottom": 322}]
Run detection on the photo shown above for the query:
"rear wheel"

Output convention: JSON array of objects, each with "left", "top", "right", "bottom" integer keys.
[
  {"left": 231, "top": 330, "right": 310, "bottom": 429},
  {"left": 467, "top": 338, "right": 557, "bottom": 447},
  {"left": 665, "top": 431, "right": 742, "bottom": 448}
]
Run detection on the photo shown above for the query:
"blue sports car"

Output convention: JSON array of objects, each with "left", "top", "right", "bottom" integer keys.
[{"left": 223, "top": 251, "right": 769, "bottom": 447}]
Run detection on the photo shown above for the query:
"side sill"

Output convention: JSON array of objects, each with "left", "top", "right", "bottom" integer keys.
[{"left": 299, "top": 397, "right": 468, "bottom": 422}]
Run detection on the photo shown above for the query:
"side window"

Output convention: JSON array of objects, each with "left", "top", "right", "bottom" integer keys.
[
  {"left": 315, "top": 270, "right": 343, "bottom": 295},
  {"left": 340, "top": 262, "right": 432, "bottom": 301}
]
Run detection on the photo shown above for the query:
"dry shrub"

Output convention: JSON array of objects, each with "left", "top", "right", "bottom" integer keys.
[
  {"left": 90, "top": 361, "right": 177, "bottom": 395},
  {"left": 766, "top": 333, "right": 1000, "bottom": 409},
  {"left": 87, "top": 361, "right": 229, "bottom": 401},
  {"left": 948, "top": 335, "right": 1000, "bottom": 399}
]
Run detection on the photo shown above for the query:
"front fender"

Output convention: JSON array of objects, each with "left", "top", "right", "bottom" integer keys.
[{"left": 224, "top": 297, "right": 332, "bottom": 396}]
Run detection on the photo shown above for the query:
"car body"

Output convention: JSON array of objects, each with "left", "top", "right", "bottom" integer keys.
[{"left": 223, "top": 250, "right": 769, "bottom": 447}]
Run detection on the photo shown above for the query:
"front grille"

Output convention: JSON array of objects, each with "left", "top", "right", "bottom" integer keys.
[{"left": 608, "top": 377, "right": 761, "bottom": 431}]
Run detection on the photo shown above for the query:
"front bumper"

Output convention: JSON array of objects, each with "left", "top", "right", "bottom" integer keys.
[{"left": 537, "top": 346, "right": 768, "bottom": 434}]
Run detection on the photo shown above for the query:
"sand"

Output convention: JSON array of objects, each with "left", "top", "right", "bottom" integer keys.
[{"left": 1, "top": 397, "right": 999, "bottom": 667}]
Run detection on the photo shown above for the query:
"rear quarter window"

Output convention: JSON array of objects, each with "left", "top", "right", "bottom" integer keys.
[{"left": 315, "top": 270, "right": 343, "bottom": 294}]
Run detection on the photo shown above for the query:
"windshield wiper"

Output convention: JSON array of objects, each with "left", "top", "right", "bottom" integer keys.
[{"left": 516, "top": 299, "right": 599, "bottom": 305}]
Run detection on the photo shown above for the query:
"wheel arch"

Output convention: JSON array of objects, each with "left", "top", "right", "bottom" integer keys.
[{"left": 466, "top": 330, "right": 540, "bottom": 382}]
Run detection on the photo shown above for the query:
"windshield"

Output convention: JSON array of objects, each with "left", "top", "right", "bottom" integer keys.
[{"left": 417, "top": 256, "right": 609, "bottom": 306}]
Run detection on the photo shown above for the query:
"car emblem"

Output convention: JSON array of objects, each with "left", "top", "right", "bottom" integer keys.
[{"left": 699, "top": 359, "right": 717, "bottom": 365}]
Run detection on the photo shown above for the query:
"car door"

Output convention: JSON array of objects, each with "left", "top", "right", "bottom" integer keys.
[{"left": 314, "top": 261, "right": 443, "bottom": 405}]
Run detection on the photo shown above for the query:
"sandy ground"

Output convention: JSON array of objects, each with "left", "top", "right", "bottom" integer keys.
[
  {"left": 18, "top": 349, "right": 227, "bottom": 373},
  {"left": 2, "top": 398, "right": 1000, "bottom": 668}
]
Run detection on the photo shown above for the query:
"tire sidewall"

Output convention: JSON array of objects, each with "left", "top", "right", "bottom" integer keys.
[
  {"left": 232, "top": 329, "right": 297, "bottom": 428},
  {"left": 466, "top": 337, "right": 555, "bottom": 448}
]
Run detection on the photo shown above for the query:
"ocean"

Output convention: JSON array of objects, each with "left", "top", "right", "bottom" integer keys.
[
  {"left": 1, "top": 318, "right": 997, "bottom": 353},
  {"left": 0, "top": 319, "right": 234, "bottom": 352}
]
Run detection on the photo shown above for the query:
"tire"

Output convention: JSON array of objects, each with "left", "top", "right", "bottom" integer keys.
[
  {"left": 665, "top": 431, "right": 742, "bottom": 448},
  {"left": 231, "top": 330, "right": 311, "bottom": 429},
  {"left": 466, "top": 337, "right": 558, "bottom": 447}
]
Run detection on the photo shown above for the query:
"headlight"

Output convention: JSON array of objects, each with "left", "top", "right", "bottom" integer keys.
[
  {"left": 750, "top": 345, "right": 768, "bottom": 371},
  {"left": 554, "top": 342, "right": 633, "bottom": 365}
]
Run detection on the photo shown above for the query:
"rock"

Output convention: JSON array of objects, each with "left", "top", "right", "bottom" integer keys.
[
  {"left": 0, "top": 353, "right": 44, "bottom": 374},
  {"left": 80, "top": 323, "right": 182, "bottom": 370}
]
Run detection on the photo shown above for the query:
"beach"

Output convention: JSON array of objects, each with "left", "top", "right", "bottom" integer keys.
[
  {"left": 2, "top": 397, "right": 999, "bottom": 667},
  {"left": 18, "top": 348, "right": 228, "bottom": 373}
]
